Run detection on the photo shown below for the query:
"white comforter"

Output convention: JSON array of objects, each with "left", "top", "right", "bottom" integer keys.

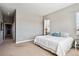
[{"left": 34, "top": 35, "right": 73, "bottom": 56}]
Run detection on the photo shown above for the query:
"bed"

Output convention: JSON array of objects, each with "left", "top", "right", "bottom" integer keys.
[{"left": 34, "top": 35, "right": 73, "bottom": 56}]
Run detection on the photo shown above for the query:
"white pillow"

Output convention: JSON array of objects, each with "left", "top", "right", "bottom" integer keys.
[{"left": 61, "top": 32, "right": 70, "bottom": 37}]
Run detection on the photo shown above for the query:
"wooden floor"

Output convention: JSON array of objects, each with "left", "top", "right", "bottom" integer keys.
[{"left": 0, "top": 39, "right": 79, "bottom": 56}]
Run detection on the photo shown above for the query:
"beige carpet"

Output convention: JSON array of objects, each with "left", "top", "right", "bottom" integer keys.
[{"left": 0, "top": 39, "right": 79, "bottom": 56}]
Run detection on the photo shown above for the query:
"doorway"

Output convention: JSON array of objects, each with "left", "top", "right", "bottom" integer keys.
[{"left": 4, "top": 24, "right": 12, "bottom": 39}]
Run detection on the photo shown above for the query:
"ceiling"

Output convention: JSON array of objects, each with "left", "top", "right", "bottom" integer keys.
[{"left": 0, "top": 3, "right": 74, "bottom": 16}]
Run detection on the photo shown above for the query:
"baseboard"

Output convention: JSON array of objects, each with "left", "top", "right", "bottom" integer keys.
[{"left": 16, "top": 39, "right": 34, "bottom": 44}]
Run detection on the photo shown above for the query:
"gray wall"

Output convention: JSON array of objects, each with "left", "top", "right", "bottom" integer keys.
[
  {"left": 45, "top": 4, "right": 79, "bottom": 37},
  {"left": 16, "top": 8, "right": 43, "bottom": 42}
]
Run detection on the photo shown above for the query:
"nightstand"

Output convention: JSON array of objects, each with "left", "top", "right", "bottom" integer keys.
[{"left": 75, "top": 39, "right": 79, "bottom": 49}]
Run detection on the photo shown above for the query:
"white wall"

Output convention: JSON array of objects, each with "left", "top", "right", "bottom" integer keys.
[
  {"left": 0, "top": 4, "right": 43, "bottom": 43},
  {"left": 0, "top": 10, "right": 2, "bottom": 30},
  {"left": 45, "top": 4, "right": 79, "bottom": 37},
  {"left": 0, "top": 9, "right": 3, "bottom": 44},
  {"left": 16, "top": 8, "right": 43, "bottom": 42}
]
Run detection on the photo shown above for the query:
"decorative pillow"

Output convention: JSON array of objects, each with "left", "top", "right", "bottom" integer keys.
[
  {"left": 52, "top": 32, "right": 61, "bottom": 37},
  {"left": 52, "top": 32, "right": 70, "bottom": 37}
]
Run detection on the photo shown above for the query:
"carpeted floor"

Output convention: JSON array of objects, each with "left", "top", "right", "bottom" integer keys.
[{"left": 0, "top": 39, "right": 79, "bottom": 56}]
